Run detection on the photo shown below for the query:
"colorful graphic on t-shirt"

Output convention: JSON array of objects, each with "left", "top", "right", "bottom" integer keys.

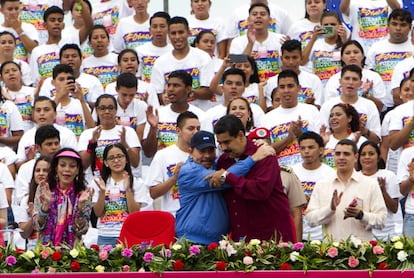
[
  {"left": 96, "top": 138, "right": 119, "bottom": 161},
  {"left": 141, "top": 55, "right": 158, "bottom": 83},
  {"left": 83, "top": 65, "right": 119, "bottom": 88},
  {"left": 374, "top": 52, "right": 412, "bottom": 82},
  {"left": 20, "top": 4, "right": 47, "bottom": 31},
  {"left": 245, "top": 95, "right": 258, "bottom": 105},
  {"left": 157, "top": 122, "right": 177, "bottom": 149},
  {"left": 93, "top": 7, "right": 120, "bottom": 36},
  {"left": 116, "top": 116, "right": 138, "bottom": 130},
  {"left": 322, "top": 148, "right": 336, "bottom": 169},
  {"left": 302, "top": 181, "right": 316, "bottom": 196},
  {"left": 37, "top": 52, "right": 59, "bottom": 79},
  {"left": 100, "top": 189, "right": 128, "bottom": 228},
  {"left": 14, "top": 38, "right": 29, "bottom": 62},
  {"left": 402, "top": 116, "right": 414, "bottom": 149},
  {"left": 14, "top": 96, "right": 32, "bottom": 121},
  {"left": 270, "top": 121, "right": 309, "bottom": 166},
  {"left": 238, "top": 18, "right": 277, "bottom": 36},
  {"left": 123, "top": 31, "right": 152, "bottom": 49},
  {"left": 0, "top": 109, "right": 9, "bottom": 136},
  {"left": 65, "top": 113, "right": 84, "bottom": 137},
  {"left": 251, "top": 50, "right": 280, "bottom": 81},
  {"left": 299, "top": 31, "right": 313, "bottom": 49},
  {"left": 313, "top": 50, "right": 341, "bottom": 84},
  {"left": 298, "top": 87, "right": 313, "bottom": 103},
  {"left": 166, "top": 163, "right": 180, "bottom": 200},
  {"left": 357, "top": 7, "right": 388, "bottom": 47}
]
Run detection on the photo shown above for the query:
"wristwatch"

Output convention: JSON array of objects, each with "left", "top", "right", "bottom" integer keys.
[{"left": 220, "top": 171, "right": 228, "bottom": 184}]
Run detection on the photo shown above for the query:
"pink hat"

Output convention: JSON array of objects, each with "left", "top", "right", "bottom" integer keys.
[{"left": 55, "top": 150, "right": 81, "bottom": 160}]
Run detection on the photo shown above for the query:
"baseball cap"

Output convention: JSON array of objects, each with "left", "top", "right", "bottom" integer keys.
[
  {"left": 248, "top": 127, "right": 271, "bottom": 140},
  {"left": 190, "top": 130, "right": 216, "bottom": 150}
]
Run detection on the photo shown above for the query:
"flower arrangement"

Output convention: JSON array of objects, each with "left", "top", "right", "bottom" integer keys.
[{"left": 1, "top": 235, "right": 414, "bottom": 273}]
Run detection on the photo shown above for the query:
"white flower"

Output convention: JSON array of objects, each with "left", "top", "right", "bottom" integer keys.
[
  {"left": 24, "top": 250, "right": 35, "bottom": 259},
  {"left": 243, "top": 256, "right": 254, "bottom": 265},
  {"left": 95, "top": 265, "right": 105, "bottom": 272},
  {"left": 391, "top": 236, "right": 401, "bottom": 242},
  {"left": 248, "top": 239, "right": 261, "bottom": 246},
  {"left": 219, "top": 240, "right": 228, "bottom": 250},
  {"left": 394, "top": 241, "right": 404, "bottom": 249},
  {"left": 350, "top": 235, "right": 362, "bottom": 248},
  {"left": 310, "top": 240, "right": 321, "bottom": 245},
  {"left": 397, "top": 251, "right": 408, "bottom": 262},
  {"left": 69, "top": 249, "right": 79, "bottom": 258},
  {"left": 226, "top": 244, "right": 237, "bottom": 257},
  {"left": 290, "top": 251, "right": 300, "bottom": 262},
  {"left": 332, "top": 242, "right": 340, "bottom": 247},
  {"left": 171, "top": 244, "right": 182, "bottom": 251}
]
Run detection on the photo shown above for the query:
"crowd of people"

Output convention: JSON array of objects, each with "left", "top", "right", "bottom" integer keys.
[{"left": 0, "top": 0, "right": 413, "bottom": 249}]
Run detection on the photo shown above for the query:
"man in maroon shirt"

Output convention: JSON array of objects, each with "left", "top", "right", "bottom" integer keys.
[{"left": 211, "top": 115, "right": 294, "bottom": 242}]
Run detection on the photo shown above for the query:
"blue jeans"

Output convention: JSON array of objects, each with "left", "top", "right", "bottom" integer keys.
[
  {"left": 403, "top": 213, "right": 414, "bottom": 237},
  {"left": 97, "top": 235, "right": 118, "bottom": 247}
]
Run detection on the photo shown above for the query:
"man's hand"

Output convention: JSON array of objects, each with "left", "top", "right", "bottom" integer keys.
[
  {"left": 330, "top": 189, "right": 343, "bottom": 211},
  {"left": 251, "top": 144, "right": 275, "bottom": 162},
  {"left": 146, "top": 105, "right": 159, "bottom": 129},
  {"left": 205, "top": 169, "right": 226, "bottom": 188}
]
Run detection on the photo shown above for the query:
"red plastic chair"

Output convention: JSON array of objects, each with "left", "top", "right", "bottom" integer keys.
[{"left": 118, "top": 211, "right": 175, "bottom": 248}]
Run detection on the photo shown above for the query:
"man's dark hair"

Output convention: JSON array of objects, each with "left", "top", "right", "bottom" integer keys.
[
  {"left": 116, "top": 72, "right": 137, "bottom": 89},
  {"left": 150, "top": 11, "right": 171, "bottom": 25},
  {"left": 59, "top": 44, "right": 82, "bottom": 61},
  {"left": 168, "top": 70, "right": 192, "bottom": 87},
  {"left": 336, "top": 139, "right": 357, "bottom": 154},
  {"left": 249, "top": 3, "right": 270, "bottom": 15},
  {"left": 177, "top": 111, "right": 198, "bottom": 129},
  {"left": 389, "top": 8, "right": 412, "bottom": 24},
  {"left": 52, "top": 64, "right": 74, "bottom": 79},
  {"left": 281, "top": 39, "right": 302, "bottom": 55},
  {"left": 298, "top": 131, "right": 325, "bottom": 148},
  {"left": 35, "top": 125, "right": 60, "bottom": 146},
  {"left": 214, "top": 114, "right": 245, "bottom": 137},
  {"left": 34, "top": 96, "right": 57, "bottom": 112},
  {"left": 168, "top": 16, "right": 189, "bottom": 30},
  {"left": 278, "top": 69, "right": 300, "bottom": 85},
  {"left": 341, "top": 64, "right": 362, "bottom": 79},
  {"left": 222, "top": 68, "right": 246, "bottom": 84},
  {"left": 44, "top": 6, "right": 64, "bottom": 22}
]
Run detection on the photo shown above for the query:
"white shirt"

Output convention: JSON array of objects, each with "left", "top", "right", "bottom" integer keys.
[
  {"left": 81, "top": 52, "right": 119, "bottom": 89},
  {"left": 135, "top": 42, "right": 173, "bottom": 83},
  {"left": 112, "top": 16, "right": 151, "bottom": 52}
]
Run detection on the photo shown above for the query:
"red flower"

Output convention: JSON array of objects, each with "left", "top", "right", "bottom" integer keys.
[
  {"left": 244, "top": 250, "right": 252, "bottom": 256},
  {"left": 15, "top": 248, "right": 25, "bottom": 254},
  {"left": 280, "top": 263, "right": 292, "bottom": 270},
  {"left": 51, "top": 251, "right": 62, "bottom": 261},
  {"left": 90, "top": 244, "right": 100, "bottom": 251},
  {"left": 70, "top": 261, "right": 81, "bottom": 272},
  {"left": 0, "top": 250, "right": 2, "bottom": 260},
  {"left": 378, "top": 261, "right": 390, "bottom": 270},
  {"left": 215, "top": 261, "right": 227, "bottom": 271},
  {"left": 369, "top": 240, "right": 378, "bottom": 246},
  {"left": 172, "top": 260, "right": 185, "bottom": 271},
  {"left": 207, "top": 242, "right": 218, "bottom": 250}
]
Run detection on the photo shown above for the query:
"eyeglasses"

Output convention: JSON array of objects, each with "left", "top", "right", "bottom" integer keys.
[
  {"left": 96, "top": 105, "right": 116, "bottom": 111},
  {"left": 106, "top": 154, "right": 126, "bottom": 161}
]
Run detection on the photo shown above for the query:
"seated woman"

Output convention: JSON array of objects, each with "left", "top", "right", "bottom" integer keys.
[
  {"left": 92, "top": 143, "right": 150, "bottom": 246},
  {"left": 33, "top": 148, "right": 93, "bottom": 247}
]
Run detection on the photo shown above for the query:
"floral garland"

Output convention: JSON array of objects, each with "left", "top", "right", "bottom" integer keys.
[{"left": 1, "top": 235, "right": 414, "bottom": 273}]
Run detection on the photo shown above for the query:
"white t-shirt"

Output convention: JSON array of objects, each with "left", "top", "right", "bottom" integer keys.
[
  {"left": 260, "top": 103, "right": 321, "bottom": 167},
  {"left": 81, "top": 52, "right": 119, "bottom": 89},
  {"left": 381, "top": 108, "right": 400, "bottom": 174},
  {"left": 342, "top": 0, "right": 402, "bottom": 54},
  {"left": 143, "top": 103, "right": 207, "bottom": 148},
  {"left": 302, "top": 39, "right": 342, "bottom": 87},
  {"left": 7, "top": 85, "right": 35, "bottom": 131},
  {"left": 14, "top": 159, "right": 35, "bottom": 206},
  {"left": 144, "top": 144, "right": 189, "bottom": 216},
  {"left": 366, "top": 39, "right": 413, "bottom": 108},
  {"left": 0, "top": 100, "right": 24, "bottom": 144},
  {"left": 390, "top": 56, "right": 414, "bottom": 90},
  {"left": 39, "top": 73, "right": 104, "bottom": 104},
  {"left": 229, "top": 32, "right": 283, "bottom": 81},
  {"left": 56, "top": 98, "right": 89, "bottom": 138},
  {"left": 366, "top": 169, "right": 403, "bottom": 239},
  {"left": 112, "top": 16, "right": 151, "bottom": 52},
  {"left": 16, "top": 124, "right": 77, "bottom": 162},
  {"left": 323, "top": 134, "right": 367, "bottom": 169},
  {"left": 319, "top": 96, "right": 381, "bottom": 138},
  {"left": 397, "top": 146, "right": 414, "bottom": 213},
  {"left": 265, "top": 70, "right": 323, "bottom": 108},
  {"left": 0, "top": 146, "right": 17, "bottom": 166},
  {"left": 135, "top": 42, "right": 173, "bottom": 83},
  {"left": 388, "top": 100, "right": 414, "bottom": 149},
  {"left": 291, "top": 163, "right": 336, "bottom": 241},
  {"left": 226, "top": 3, "right": 292, "bottom": 38},
  {"left": 149, "top": 47, "right": 213, "bottom": 110},
  {"left": 324, "top": 69, "right": 386, "bottom": 107},
  {"left": 12, "top": 195, "right": 38, "bottom": 249},
  {"left": 204, "top": 103, "right": 264, "bottom": 133},
  {"left": 92, "top": 176, "right": 151, "bottom": 237}
]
